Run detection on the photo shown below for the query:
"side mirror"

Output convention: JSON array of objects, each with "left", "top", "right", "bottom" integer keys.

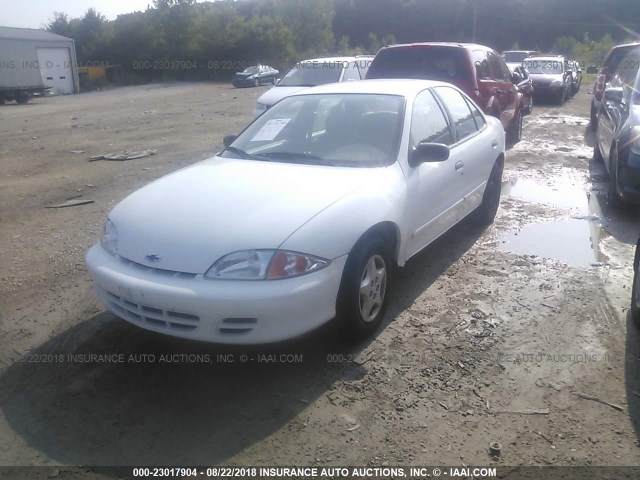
[
  {"left": 511, "top": 72, "right": 522, "bottom": 84},
  {"left": 603, "top": 87, "right": 624, "bottom": 104},
  {"left": 409, "top": 142, "right": 450, "bottom": 167},
  {"left": 223, "top": 135, "right": 237, "bottom": 148}
]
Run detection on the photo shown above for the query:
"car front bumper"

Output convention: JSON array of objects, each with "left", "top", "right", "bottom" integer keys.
[{"left": 86, "top": 244, "right": 348, "bottom": 344}]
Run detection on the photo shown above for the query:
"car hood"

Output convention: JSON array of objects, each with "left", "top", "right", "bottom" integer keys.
[
  {"left": 108, "top": 157, "right": 378, "bottom": 274},
  {"left": 256, "top": 86, "right": 309, "bottom": 107},
  {"left": 235, "top": 73, "right": 255, "bottom": 78}
]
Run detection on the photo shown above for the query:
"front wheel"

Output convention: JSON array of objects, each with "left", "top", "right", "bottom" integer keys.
[
  {"left": 15, "top": 94, "right": 30, "bottom": 104},
  {"left": 468, "top": 159, "right": 504, "bottom": 226},
  {"left": 337, "top": 237, "right": 393, "bottom": 340}
]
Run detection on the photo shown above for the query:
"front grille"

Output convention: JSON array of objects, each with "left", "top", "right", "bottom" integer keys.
[
  {"left": 117, "top": 256, "right": 197, "bottom": 280},
  {"left": 98, "top": 286, "right": 200, "bottom": 332}
]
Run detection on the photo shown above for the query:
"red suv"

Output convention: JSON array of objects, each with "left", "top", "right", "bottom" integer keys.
[{"left": 367, "top": 43, "right": 525, "bottom": 143}]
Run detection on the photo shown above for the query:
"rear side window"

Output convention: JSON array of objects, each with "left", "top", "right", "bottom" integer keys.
[
  {"left": 367, "top": 47, "right": 469, "bottom": 82},
  {"left": 356, "top": 58, "right": 372, "bottom": 78},
  {"left": 434, "top": 86, "right": 478, "bottom": 142},
  {"left": 489, "top": 53, "right": 511, "bottom": 81},
  {"left": 410, "top": 89, "right": 453, "bottom": 147},
  {"left": 471, "top": 50, "right": 491, "bottom": 80}
]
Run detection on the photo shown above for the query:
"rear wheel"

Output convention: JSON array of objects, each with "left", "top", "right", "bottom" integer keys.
[
  {"left": 15, "top": 94, "right": 29, "bottom": 104},
  {"left": 337, "top": 237, "right": 393, "bottom": 340},
  {"left": 468, "top": 159, "right": 504, "bottom": 226},
  {"left": 593, "top": 137, "right": 603, "bottom": 163},
  {"left": 632, "top": 244, "right": 640, "bottom": 325},
  {"left": 506, "top": 111, "right": 523, "bottom": 145},
  {"left": 607, "top": 145, "right": 622, "bottom": 207}
]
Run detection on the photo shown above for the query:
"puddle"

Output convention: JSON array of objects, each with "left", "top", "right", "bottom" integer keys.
[
  {"left": 498, "top": 172, "right": 616, "bottom": 267},
  {"left": 498, "top": 218, "right": 607, "bottom": 268},
  {"left": 502, "top": 170, "right": 590, "bottom": 215}
]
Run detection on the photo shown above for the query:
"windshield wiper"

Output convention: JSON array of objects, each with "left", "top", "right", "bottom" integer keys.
[
  {"left": 254, "top": 151, "right": 335, "bottom": 165},
  {"left": 225, "top": 146, "right": 260, "bottom": 160}
]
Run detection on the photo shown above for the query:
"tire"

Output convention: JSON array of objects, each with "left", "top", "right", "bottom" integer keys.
[
  {"left": 507, "top": 111, "right": 523, "bottom": 145},
  {"left": 15, "top": 94, "right": 29, "bottom": 104},
  {"left": 590, "top": 103, "right": 598, "bottom": 130},
  {"left": 468, "top": 158, "right": 504, "bottom": 226},
  {"left": 632, "top": 243, "right": 640, "bottom": 326},
  {"left": 593, "top": 137, "right": 603, "bottom": 163},
  {"left": 337, "top": 236, "right": 393, "bottom": 340},
  {"left": 607, "top": 146, "right": 623, "bottom": 207}
]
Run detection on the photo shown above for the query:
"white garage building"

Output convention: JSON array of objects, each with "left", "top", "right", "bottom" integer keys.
[{"left": 0, "top": 26, "right": 79, "bottom": 95}]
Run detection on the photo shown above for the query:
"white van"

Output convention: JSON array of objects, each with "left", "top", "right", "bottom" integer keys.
[{"left": 253, "top": 56, "right": 373, "bottom": 117}]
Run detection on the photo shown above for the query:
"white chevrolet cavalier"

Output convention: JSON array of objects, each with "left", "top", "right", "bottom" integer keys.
[{"left": 86, "top": 79, "right": 505, "bottom": 344}]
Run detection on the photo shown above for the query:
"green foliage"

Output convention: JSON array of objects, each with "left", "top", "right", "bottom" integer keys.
[{"left": 45, "top": 0, "right": 640, "bottom": 84}]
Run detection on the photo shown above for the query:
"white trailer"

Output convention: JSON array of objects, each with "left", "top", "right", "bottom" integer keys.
[{"left": 0, "top": 26, "right": 79, "bottom": 104}]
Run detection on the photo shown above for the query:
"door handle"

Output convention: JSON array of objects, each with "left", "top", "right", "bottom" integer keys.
[{"left": 455, "top": 161, "right": 464, "bottom": 172}]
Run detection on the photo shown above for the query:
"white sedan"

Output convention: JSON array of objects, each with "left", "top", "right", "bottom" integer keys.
[{"left": 86, "top": 79, "right": 505, "bottom": 344}]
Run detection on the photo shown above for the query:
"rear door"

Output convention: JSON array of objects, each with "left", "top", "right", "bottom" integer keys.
[
  {"left": 488, "top": 52, "right": 517, "bottom": 129},
  {"left": 36, "top": 47, "right": 75, "bottom": 94},
  {"left": 434, "top": 86, "right": 496, "bottom": 217}
]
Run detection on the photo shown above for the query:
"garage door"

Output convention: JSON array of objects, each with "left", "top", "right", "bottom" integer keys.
[{"left": 36, "top": 47, "right": 75, "bottom": 95}]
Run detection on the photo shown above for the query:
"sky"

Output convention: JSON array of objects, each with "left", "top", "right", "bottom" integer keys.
[{"left": 0, "top": 0, "right": 155, "bottom": 29}]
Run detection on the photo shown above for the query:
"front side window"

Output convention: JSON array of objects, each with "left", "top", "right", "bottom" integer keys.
[
  {"left": 434, "top": 87, "right": 478, "bottom": 142},
  {"left": 489, "top": 53, "right": 510, "bottom": 81},
  {"left": 222, "top": 93, "right": 405, "bottom": 167},
  {"left": 472, "top": 50, "right": 491, "bottom": 80},
  {"left": 410, "top": 89, "right": 453, "bottom": 148}
]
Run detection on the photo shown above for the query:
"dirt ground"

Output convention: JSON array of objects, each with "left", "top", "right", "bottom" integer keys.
[{"left": 1, "top": 82, "right": 640, "bottom": 478}]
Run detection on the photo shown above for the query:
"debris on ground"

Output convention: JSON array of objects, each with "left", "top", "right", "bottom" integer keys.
[
  {"left": 45, "top": 197, "right": 95, "bottom": 208},
  {"left": 574, "top": 393, "right": 624, "bottom": 412},
  {"left": 89, "top": 149, "right": 157, "bottom": 161}
]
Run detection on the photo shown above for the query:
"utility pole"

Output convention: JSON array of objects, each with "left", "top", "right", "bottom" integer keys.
[{"left": 472, "top": 0, "right": 477, "bottom": 43}]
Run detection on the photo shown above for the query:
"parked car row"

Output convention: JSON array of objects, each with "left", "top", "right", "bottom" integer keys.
[{"left": 86, "top": 40, "right": 639, "bottom": 346}]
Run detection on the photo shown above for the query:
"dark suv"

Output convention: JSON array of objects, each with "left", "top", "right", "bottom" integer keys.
[
  {"left": 367, "top": 43, "right": 525, "bottom": 143},
  {"left": 594, "top": 45, "right": 640, "bottom": 206},
  {"left": 591, "top": 42, "right": 640, "bottom": 129}
]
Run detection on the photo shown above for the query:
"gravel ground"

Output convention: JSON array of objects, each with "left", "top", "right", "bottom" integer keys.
[{"left": 0, "top": 82, "right": 640, "bottom": 478}]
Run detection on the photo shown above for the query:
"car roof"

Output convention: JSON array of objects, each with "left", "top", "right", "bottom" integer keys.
[
  {"left": 381, "top": 42, "right": 492, "bottom": 51},
  {"left": 527, "top": 55, "right": 565, "bottom": 60},
  {"left": 298, "top": 56, "right": 368, "bottom": 63},
  {"left": 502, "top": 50, "right": 538, "bottom": 54},
  {"left": 288, "top": 78, "right": 453, "bottom": 99}
]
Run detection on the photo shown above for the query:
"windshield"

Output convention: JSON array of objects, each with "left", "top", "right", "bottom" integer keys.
[
  {"left": 242, "top": 66, "right": 260, "bottom": 74},
  {"left": 277, "top": 61, "right": 344, "bottom": 87},
  {"left": 367, "top": 46, "right": 469, "bottom": 82},
  {"left": 524, "top": 59, "right": 564, "bottom": 74},
  {"left": 222, "top": 93, "right": 405, "bottom": 167},
  {"left": 503, "top": 52, "right": 529, "bottom": 63}
]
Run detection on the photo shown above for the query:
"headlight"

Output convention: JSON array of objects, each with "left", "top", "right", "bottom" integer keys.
[
  {"left": 205, "top": 250, "right": 329, "bottom": 280},
  {"left": 100, "top": 219, "right": 118, "bottom": 255}
]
